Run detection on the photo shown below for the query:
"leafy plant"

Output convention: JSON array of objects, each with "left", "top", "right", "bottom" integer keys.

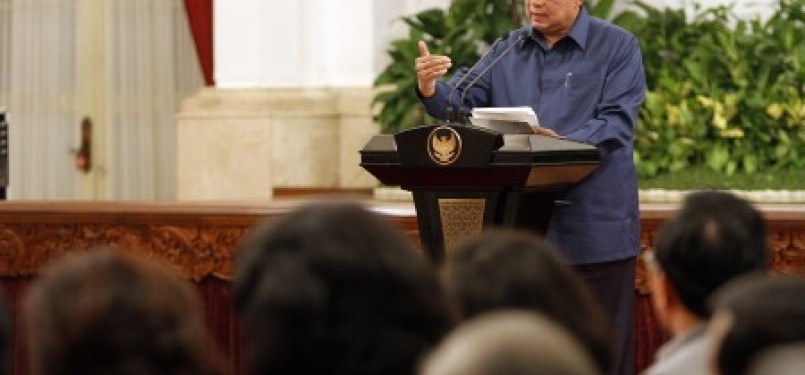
[{"left": 621, "top": 0, "right": 804, "bottom": 177}]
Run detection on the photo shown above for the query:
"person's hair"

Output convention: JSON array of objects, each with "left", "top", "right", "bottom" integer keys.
[
  {"left": 420, "top": 310, "right": 597, "bottom": 375},
  {"left": 233, "top": 201, "right": 452, "bottom": 375},
  {"left": 654, "top": 190, "right": 769, "bottom": 318},
  {"left": 747, "top": 343, "right": 805, "bottom": 375},
  {"left": 442, "top": 229, "right": 612, "bottom": 373},
  {"left": 0, "top": 290, "right": 10, "bottom": 375},
  {"left": 711, "top": 275, "right": 805, "bottom": 375},
  {"left": 24, "top": 249, "right": 225, "bottom": 375}
]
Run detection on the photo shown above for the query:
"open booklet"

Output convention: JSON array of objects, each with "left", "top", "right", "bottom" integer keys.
[{"left": 470, "top": 106, "right": 540, "bottom": 134}]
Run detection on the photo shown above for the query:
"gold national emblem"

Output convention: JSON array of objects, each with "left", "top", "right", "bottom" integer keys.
[{"left": 427, "top": 126, "right": 462, "bottom": 166}]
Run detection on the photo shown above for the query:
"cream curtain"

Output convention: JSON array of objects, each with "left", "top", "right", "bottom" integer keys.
[
  {"left": 0, "top": 0, "right": 78, "bottom": 199},
  {"left": 0, "top": 0, "right": 202, "bottom": 200},
  {"left": 105, "top": 0, "right": 202, "bottom": 200}
]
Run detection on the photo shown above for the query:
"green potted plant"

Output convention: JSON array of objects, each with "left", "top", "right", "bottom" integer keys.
[{"left": 620, "top": 0, "right": 804, "bottom": 182}]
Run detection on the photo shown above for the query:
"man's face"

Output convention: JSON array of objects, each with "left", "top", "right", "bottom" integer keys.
[{"left": 524, "top": 0, "right": 583, "bottom": 38}]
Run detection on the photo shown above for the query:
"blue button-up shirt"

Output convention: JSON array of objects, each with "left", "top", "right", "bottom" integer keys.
[{"left": 419, "top": 7, "right": 646, "bottom": 264}]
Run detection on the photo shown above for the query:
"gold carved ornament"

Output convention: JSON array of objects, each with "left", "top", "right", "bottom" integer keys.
[{"left": 427, "top": 126, "right": 462, "bottom": 166}]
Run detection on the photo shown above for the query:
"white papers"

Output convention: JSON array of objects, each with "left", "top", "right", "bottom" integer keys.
[{"left": 471, "top": 106, "right": 540, "bottom": 127}]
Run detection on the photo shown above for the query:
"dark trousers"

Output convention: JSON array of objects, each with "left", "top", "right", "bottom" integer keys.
[{"left": 575, "top": 257, "right": 636, "bottom": 375}]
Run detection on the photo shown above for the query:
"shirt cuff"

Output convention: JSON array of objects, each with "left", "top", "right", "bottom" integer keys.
[{"left": 416, "top": 82, "right": 451, "bottom": 120}]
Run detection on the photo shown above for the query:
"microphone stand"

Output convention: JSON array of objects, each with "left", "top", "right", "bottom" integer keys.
[
  {"left": 458, "top": 30, "right": 526, "bottom": 125},
  {"left": 444, "top": 28, "right": 525, "bottom": 125}
]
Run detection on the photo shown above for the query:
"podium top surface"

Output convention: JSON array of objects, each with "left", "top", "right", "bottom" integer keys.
[
  {"left": 360, "top": 132, "right": 600, "bottom": 166},
  {"left": 359, "top": 124, "right": 601, "bottom": 189}
]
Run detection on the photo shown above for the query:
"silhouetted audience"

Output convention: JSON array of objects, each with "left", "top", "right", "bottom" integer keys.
[
  {"left": 24, "top": 249, "right": 225, "bottom": 375},
  {"left": 233, "top": 201, "right": 452, "bottom": 375},
  {"left": 421, "top": 310, "right": 597, "bottom": 375},
  {"left": 642, "top": 191, "right": 769, "bottom": 375},
  {"left": 709, "top": 275, "right": 805, "bottom": 375},
  {"left": 442, "top": 229, "right": 613, "bottom": 373},
  {"left": 0, "top": 290, "right": 10, "bottom": 375}
]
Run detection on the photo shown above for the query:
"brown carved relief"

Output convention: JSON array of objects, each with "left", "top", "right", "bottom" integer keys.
[
  {"left": 0, "top": 222, "right": 249, "bottom": 281},
  {"left": 769, "top": 223, "right": 805, "bottom": 276},
  {"left": 185, "top": 226, "right": 246, "bottom": 280},
  {"left": 148, "top": 226, "right": 195, "bottom": 278},
  {"left": 0, "top": 228, "right": 26, "bottom": 275}
]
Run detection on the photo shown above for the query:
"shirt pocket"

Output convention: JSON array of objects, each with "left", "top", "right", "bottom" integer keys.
[{"left": 566, "top": 66, "right": 606, "bottom": 107}]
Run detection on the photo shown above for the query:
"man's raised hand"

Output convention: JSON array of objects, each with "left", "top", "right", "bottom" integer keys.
[{"left": 415, "top": 40, "right": 452, "bottom": 98}]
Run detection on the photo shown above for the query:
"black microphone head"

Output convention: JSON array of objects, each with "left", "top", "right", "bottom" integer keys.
[
  {"left": 446, "top": 65, "right": 472, "bottom": 124},
  {"left": 458, "top": 105, "right": 471, "bottom": 125},
  {"left": 446, "top": 105, "right": 456, "bottom": 123}
]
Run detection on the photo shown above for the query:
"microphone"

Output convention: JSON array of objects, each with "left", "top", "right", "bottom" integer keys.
[
  {"left": 445, "top": 28, "right": 526, "bottom": 124},
  {"left": 458, "top": 29, "right": 527, "bottom": 122}
]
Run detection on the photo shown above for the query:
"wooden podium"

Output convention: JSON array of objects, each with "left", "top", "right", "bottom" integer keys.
[{"left": 360, "top": 124, "right": 600, "bottom": 263}]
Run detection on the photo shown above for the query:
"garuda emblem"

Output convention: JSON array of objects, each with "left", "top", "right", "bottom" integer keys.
[{"left": 427, "top": 126, "right": 462, "bottom": 165}]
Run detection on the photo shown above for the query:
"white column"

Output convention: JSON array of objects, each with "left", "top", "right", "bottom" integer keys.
[
  {"left": 214, "top": 0, "right": 301, "bottom": 87},
  {"left": 215, "top": 0, "right": 452, "bottom": 88},
  {"left": 215, "top": 0, "right": 378, "bottom": 88}
]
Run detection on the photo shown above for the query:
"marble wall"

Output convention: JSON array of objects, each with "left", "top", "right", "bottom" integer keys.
[{"left": 176, "top": 87, "right": 377, "bottom": 200}]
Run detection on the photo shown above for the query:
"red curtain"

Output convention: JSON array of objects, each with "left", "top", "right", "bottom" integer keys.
[{"left": 183, "top": 0, "right": 214, "bottom": 86}]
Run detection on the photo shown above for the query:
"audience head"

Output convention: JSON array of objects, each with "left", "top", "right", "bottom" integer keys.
[
  {"left": 747, "top": 343, "right": 805, "bottom": 375},
  {"left": 0, "top": 290, "right": 10, "bottom": 375},
  {"left": 709, "top": 274, "right": 805, "bottom": 375},
  {"left": 650, "top": 190, "right": 768, "bottom": 321},
  {"left": 233, "top": 201, "right": 452, "bottom": 375},
  {"left": 442, "top": 229, "right": 612, "bottom": 373},
  {"left": 421, "top": 310, "right": 597, "bottom": 375},
  {"left": 24, "top": 249, "right": 224, "bottom": 375}
]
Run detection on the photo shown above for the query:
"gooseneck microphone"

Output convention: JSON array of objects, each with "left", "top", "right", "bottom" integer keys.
[
  {"left": 445, "top": 28, "right": 527, "bottom": 124},
  {"left": 458, "top": 29, "right": 527, "bottom": 121}
]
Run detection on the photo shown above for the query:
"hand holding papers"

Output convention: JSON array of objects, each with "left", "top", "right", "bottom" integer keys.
[{"left": 470, "top": 106, "right": 540, "bottom": 134}]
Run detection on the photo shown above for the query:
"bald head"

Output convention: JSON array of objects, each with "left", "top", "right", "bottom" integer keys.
[{"left": 421, "top": 311, "right": 597, "bottom": 375}]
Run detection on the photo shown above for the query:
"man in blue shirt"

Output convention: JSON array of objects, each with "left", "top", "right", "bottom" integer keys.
[{"left": 416, "top": 1, "right": 646, "bottom": 374}]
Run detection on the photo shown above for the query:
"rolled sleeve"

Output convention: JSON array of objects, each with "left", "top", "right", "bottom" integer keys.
[{"left": 416, "top": 81, "right": 453, "bottom": 120}]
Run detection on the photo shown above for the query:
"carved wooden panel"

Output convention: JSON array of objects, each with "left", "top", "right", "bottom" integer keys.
[
  {"left": 0, "top": 222, "right": 246, "bottom": 281},
  {"left": 769, "top": 222, "right": 805, "bottom": 276}
]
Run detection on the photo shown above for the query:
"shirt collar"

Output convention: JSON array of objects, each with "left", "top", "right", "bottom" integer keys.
[
  {"left": 656, "top": 323, "right": 707, "bottom": 361},
  {"left": 525, "top": 5, "right": 590, "bottom": 51}
]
